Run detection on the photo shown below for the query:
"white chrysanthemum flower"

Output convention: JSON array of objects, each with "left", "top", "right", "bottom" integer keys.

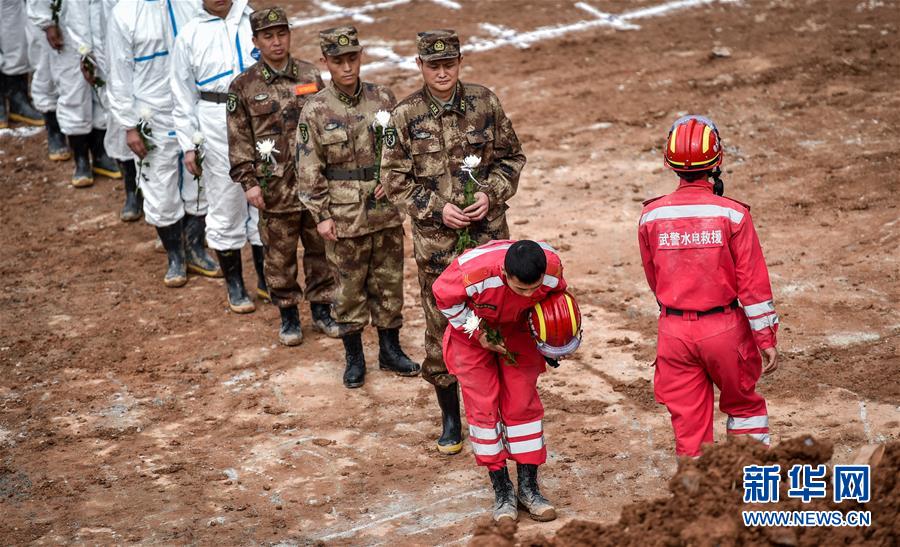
[
  {"left": 462, "top": 314, "right": 481, "bottom": 338},
  {"left": 256, "top": 139, "right": 280, "bottom": 164},
  {"left": 191, "top": 132, "right": 205, "bottom": 146},
  {"left": 78, "top": 44, "right": 91, "bottom": 57},
  {"left": 373, "top": 110, "right": 391, "bottom": 128},
  {"left": 462, "top": 155, "right": 481, "bottom": 170},
  {"left": 139, "top": 107, "right": 152, "bottom": 121}
]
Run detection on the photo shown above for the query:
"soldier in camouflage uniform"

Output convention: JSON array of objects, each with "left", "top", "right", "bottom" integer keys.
[
  {"left": 227, "top": 7, "right": 338, "bottom": 345},
  {"left": 380, "top": 30, "right": 526, "bottom": 453},
  {"left": 296, "top": 26, "right": 420, "bottom": 388}
]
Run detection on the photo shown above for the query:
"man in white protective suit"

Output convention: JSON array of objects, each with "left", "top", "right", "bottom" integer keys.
[
  {"left": 27, "top": 0, "right": 122, "bottom": 187},
  {"left": 0, "top": 0, "right": 45, "bottom": 130},
  {"left": 171, "top": 0, "right": 267, "bottom": 313},
  {"left": 107, "top": 0, "right": 223, "bottom": 286}
]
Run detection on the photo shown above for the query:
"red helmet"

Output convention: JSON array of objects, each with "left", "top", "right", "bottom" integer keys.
[
  {"left": 664, "top": 115, "right": 723, "bottom": 173},
  {"left": 528, "top": 291, "right": 582, "bottom": 359}
]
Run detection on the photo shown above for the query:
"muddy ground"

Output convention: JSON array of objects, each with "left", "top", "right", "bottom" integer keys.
[{"left": 1, "top": 0, "right": 898, "bottom": 544}]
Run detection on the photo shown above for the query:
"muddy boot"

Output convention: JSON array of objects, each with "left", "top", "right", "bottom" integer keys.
[
  {"left": 278, "top": 306, "right": 303, "bottom": 346},
  {"left": 155, "top": 220, "right": 187, "bottom": 287},
  {"left": 434, "top": 384, "right": 463, "bottom": 454},
  {"left": 119, "top": 160, "right": 142, "bottom": 222},
  {"left": 342, "top": 331, "right": 366, "bottom": 388},
  {"left": 68, "top": 133, "right": 94, "bottom": 187},
  {"left": 183, "top": 214, "right": 222, "bottom": 277},
  {"left": 215, "top": 249, "right": 255, "bottom": 314},
  {"left": 516, "top": 464, "right": 556, "bottom": 522},
  {"left": 4, "top": 74, "right": 43, "bottom": 126},
  {"left": 489, "top": 467, "right": 518, "bottom": 522},
  {"left": 89, "top": 128, "right": 121, "bottom": 179},
  {"left": 310, "top": 302, "right": 341, "bottom": 338},
  {"left": 251, "top": 244, "right": 269, "bottom": 302},
  {"left": 44, "top": 111, "right": 71, "bottom": 160},
  {"left": 377, "top": 328, "right": 421, "bottom": 376}
]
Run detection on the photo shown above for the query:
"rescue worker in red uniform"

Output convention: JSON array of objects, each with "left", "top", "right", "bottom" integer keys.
[
  {"left": 638, "top": 115, "right": 780, "bottom": 458},
  {"left": 433, "top": 239, "right": 565, "bottom": 523}
]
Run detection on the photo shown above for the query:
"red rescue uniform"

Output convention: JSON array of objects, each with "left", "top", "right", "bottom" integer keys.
[
  {"left": 638, "top": 180, "right": 779, "bottom": 456},
  {"left": 433, "top": 240, "right": 566, "bottom": 470}
]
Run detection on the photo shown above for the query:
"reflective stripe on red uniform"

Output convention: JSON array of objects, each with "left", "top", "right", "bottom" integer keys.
[
  {"left": 433, "top": 240, "right": 565, "bottom": 468},
  {"left": 638, "top": 182, "right": 779, "bottom": 349}
]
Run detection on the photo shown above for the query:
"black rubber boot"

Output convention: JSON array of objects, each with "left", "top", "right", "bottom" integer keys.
[
  {"left": 342, "top": 332, "right": 366, "bottom": 388},
  {"left": 310, "top": 302, "right": 341, "bottom": 338},
  {"left": 489, "top": 467, "right": 518, "bottom": 522},
  {"left": 43, "top": 111, "right": 71, "bottom": 161},
  {"left": 516, "top": 464, "right": 557, "bottom": 522},
  {"left": 4, "top": 74, "right": 43, "bottom": 126},
  {"left": 377, "top": 328, "right": 421, "bottom": 376},
  {"left": 0, "top": 77, "right": 7, "bottom": 129},
  {"left": 278, "top": 306, "right": 303, "bottom": 346},
  {"left": 434, "top": 384, "right": 463, "bottom": 455},
  {"left": 183, "top": 214, "right": 222, "bottom": 277},
  {"left": 155, "top": 220, "right": 187, "bottom": 287},
  {"left": 68, "top": 133, "right": 94, "bottom": 187},
  {"left": 251, "top": 244, "right": 269, "bottom": 301},
  {"left": 215, "top": 250, "right": 255, "bottom": 314},
  {"left": 119, "top": 160, "right": 142, "bottom": 222},
  {"left": 89, "top": 128, "right": 121, "bottom": 179}
]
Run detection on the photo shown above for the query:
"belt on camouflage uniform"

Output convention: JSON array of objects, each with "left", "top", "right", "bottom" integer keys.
[
  {"left": 199, "top": 91, "right": 229, "bottom": 104},
  {"left": 323, "top": 166, "right": 376, "bottom": 181}
]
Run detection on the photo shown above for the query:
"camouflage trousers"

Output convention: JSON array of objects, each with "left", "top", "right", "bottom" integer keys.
[
  {"left": 259, "top": 210, "right": 334, "bottom": 308},
  {"left": 412, "top": 212, "right": 510, "bottom": 387},
  {"left": 325, "top": 226, "right": 404, "bottom": 333}
]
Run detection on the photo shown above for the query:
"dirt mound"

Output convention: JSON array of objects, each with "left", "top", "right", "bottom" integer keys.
[{"left": 471, "top": 436, "right": 899, "bottom": 546}]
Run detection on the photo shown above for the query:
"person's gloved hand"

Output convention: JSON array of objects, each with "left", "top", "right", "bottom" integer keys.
[{"left": 545, "top": 356, "right": 560, "bottom": 368}]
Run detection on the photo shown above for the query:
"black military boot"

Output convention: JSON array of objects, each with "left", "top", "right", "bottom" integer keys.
[
  {"left": 516, "top": 464, "right": 557, "bottom": 522},
  {"left": 377, "top": 328, "right": 421, "bottom": 376},
  {"left": 310, "top": 302, "right": 341, "bottom": 338},
  {"left": 155, "top": 220, "right": 187, "bottom": 288},
  {"left": 342, "top": 332, "right": 366, "bottom": 388},
  {"left": 215, "top": 249, "right": 255, "bottom": 314},
  {"left": 89, "top": 128, "right": 122, "bottom": 179},
  {"left": 43, "top": 111, "right": 71, "bottom": 161},
  {"left": 4, "top": 74, "right": 43, "bottom": 126},
  {"left": 0, "top": 78, "right": 7, "bottom": 129},
  {"left": 434, "top": 384, "right": 463, "bottom": 455},
  {"left": 489, "top": 467, "right": 518, "bottom": 522},
  {"left": 119, "top": 160, "right": 142, "bottom": 222},
  {"left": 251, "top": 244, "right": 269, "bottom": 301},
  {"left": 183, "top": 214, "right": 222, "bottom": 277},
  {"left": 68, "top": 133, "right": 94, "bottom": 187},
  {"left": 278, "top": 306, "right": 303, "bottom": 346}
]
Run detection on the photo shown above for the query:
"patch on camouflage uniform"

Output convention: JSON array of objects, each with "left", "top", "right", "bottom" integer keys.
[
  {"left": 267, "top": 9, "right": 279, "bottom": 21},
  {"left": 433, "top": 40, "right": 445, "bottom": 52},
  {"left": 226, "top": 93, "right": 237, "bottom": 113},
  {"left": 299, "top": 123, "right": 309, "bottom": 143},
  {"left": 384, "top": 127, "right": 397, "bottom": 148},
  {"left": 254, "top": 93, "right": 269, "bottom": 101},
  {"left": 429, "top": 102, "right": 440, "bottom": 117},
  {"left": 324, "top": 122, "right": 339, "bottom": 131},
  {"left": 413, "top": 130, "right": 432, "bottom": 139},
  {"left": 337, "top": 34, "right": 350, "bottom": 46}
]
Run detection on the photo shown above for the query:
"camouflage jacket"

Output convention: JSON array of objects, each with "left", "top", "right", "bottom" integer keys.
[
  {"left": 380, "top": 81, "right": 526, "bottom": 226},
  {"left": 227, "top": 58, "right": 324, "bottom": 214},
  {"left": 295, "top": 81, "right": 402, "bottom": 238}
]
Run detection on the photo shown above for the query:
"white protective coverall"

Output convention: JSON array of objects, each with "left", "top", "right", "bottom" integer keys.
[
  {"left": 107, "top": 0, "right": 203, "bottom": 225},
  {"left": 26, "top": 0, "right": 107, "bottom": 135},
  {"left": 1, "top": 0, "right": 33, "bottom": 77},
  {"left": 170, "top": 0, "right": 261, "bottom": 251}
]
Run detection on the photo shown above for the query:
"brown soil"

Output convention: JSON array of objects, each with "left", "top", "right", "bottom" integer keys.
[{"left": 1, "top": 0, "right": 898, "bottom": 543}]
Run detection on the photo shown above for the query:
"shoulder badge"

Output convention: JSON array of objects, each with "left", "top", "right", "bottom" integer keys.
[
  {"left": 298, "top": 123, "right": 309, "bottom": 144},
  {"left": 226, "top": 93, "right": 238, "bottom": 113},
  {"left": 384, "top": 127, "right": 397, "bottom": 149},
  {"left": 253, "top": 93, "right": 269, "bottom": 102}
]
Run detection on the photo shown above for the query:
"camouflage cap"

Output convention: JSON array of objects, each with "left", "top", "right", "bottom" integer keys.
[
  {"left": 416, "top": 30, "right": 460, "bottom": 61},
  {"left": 250, "top": 7, "right": 290, "bottom": 33},
  {"left": 319, "top": 26, "right": 362, "bottom": 57}
]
